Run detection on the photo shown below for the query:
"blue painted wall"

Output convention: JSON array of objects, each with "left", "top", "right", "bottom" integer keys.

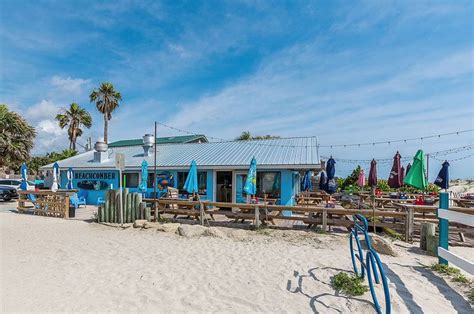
[
  {"left": 61, "top": 170, "right": 119, "bottom": 205},
  {"left": 62, "top": 168, "right": 301, "bottom": 207}
]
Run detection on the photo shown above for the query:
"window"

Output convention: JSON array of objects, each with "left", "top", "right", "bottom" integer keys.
[
  {"left": 123, "top": 173, "right": 139, "bottom": 188},
  {"left": 257, "top": 172, "right": 281, "bottom": 199},
  {"left": 177, "top": 171, "right": 207, "bottom": 195},
  {"left": 237, "top": 172, "right": 281, "bottom": 201}
]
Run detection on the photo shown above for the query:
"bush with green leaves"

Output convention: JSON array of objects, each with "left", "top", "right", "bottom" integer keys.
[
  {"left": 430, "top": 263, "right": 461, "bottom": 276},
  {"left": 331, "top": 272, "right": 369, "bottom": 296}
]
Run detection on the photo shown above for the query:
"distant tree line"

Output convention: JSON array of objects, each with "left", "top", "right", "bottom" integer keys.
[{"left": 235, "top": 131, "right": 280, "bottom": 141}]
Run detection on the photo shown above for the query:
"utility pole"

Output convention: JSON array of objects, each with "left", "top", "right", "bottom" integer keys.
[{"left": 154, "top": 122, "right": 158, "bottom": 221}]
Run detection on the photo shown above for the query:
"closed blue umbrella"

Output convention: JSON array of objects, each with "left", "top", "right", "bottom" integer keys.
[
  {"left": 325, "top": 157, "right": 337, "bottom": 194},
  {"left": 302, "top": 171, "right": 312, "bottom": 191},
  {"left": 244, "top": 157, "right": 257, "bottom": 196},
  {"left": 138, "top": 160, "right": 148, "bottom": 193},
  {"left": 434, "top": 161, "right": 449, "bottom": 190},
  {"left": 183, "top": 160, "right": 198, "bottom": 194},
  {"left": 319, "top": 171, "right": 327, "bottom": 191},
  {"left": 66, "top": 167, "right": 74, "bottom": 189},
  {"left": 20, "top": 163, "right": 28, "bottom": 191}
]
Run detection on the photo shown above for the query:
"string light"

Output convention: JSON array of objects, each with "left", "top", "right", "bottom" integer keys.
[
  {"left": 155, "top": 120, "right": 473, "bottom": 149},
  {"left": 430, "top": 154, "right": 474, "bottom": 163},
  {"left": 320, "top": 145, "right": 474, "bottom": 164}
]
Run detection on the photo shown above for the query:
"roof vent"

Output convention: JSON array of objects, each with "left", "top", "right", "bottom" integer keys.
[
  {"left": 93, "top": 138, "right": 109, "bottom": 163},
  {"left": 142, "top": 134, "right": 155, "bottom": 156}
]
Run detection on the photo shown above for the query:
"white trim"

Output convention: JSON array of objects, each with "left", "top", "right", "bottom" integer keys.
[
  {"left": 212, "top": 170, "right": 217, "bottom": 202},
  {"left": 438, "top": 248, "right": 474, "bottom": 275},
  {"left": 438, "top": 209, "right": 474, "bottom": 227},
  {"left": 42, "top": 164, "right": 323, "bottom": 171}
]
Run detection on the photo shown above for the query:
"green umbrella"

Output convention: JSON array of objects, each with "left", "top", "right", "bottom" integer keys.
[{"left": 403, "top": 149, "right": 427, "bottom": 190}]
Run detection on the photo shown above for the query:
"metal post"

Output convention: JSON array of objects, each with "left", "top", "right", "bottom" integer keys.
[
  {"left": 438, "top": 192, "right": 449, "bottom": 265},
  {"left": 119, "top": 169, "right": 123, "bottom": 226},
  {"left": 153, "top": 121, "right": 158, "bottom": 221},
  {"left": 426, "top": 153, "right": 430, "bottom": 181}
]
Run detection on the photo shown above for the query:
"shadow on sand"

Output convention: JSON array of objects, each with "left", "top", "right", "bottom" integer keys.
[
  {"left": 384, "top": 262, "right": 472, "bottom": 313},
  {"left": 286, "top": 267, "right": 374, "bottom": 314}
]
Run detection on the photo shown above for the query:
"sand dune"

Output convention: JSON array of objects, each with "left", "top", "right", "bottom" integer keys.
[{"left": 1, "top": 212, "right": 472, "bottom": 313}]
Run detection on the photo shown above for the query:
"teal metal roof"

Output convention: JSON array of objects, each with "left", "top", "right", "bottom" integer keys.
[
  {"left": 108, "top": 134, "right": 207, "bottom": 147},
  {"left": 42, "top": 138, "right": 321, "bottom": 170}
]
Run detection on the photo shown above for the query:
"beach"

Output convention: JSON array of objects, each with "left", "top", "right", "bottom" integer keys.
[{"left": 1, "top": 203, "right": 472, "bottom": 313}]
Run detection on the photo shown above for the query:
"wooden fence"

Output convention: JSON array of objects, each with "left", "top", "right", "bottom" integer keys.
[
  {"left": 17, "top": 190, "right": 75, "bottom": 218},
  {"left": 144, "top": 198, "right": 417, "bottom": 241},
  {"left": 437, "top": 192, "right": 474, "bottom": 274}
]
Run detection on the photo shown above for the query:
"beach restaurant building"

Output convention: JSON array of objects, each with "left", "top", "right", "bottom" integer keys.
[{"left": 41, "top": 134, "right": 322, "bottom": 205}]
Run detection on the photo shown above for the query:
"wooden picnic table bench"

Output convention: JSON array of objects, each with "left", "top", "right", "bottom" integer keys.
[{"left": 451, "top": 198, "right": 474, "bottom": 208}]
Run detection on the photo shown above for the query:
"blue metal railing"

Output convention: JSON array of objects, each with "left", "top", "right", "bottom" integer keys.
[{"left": 349, "top": 214, "right": 391, "bottom": 314}]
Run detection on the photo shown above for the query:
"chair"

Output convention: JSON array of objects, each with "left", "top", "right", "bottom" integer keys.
[
  {"left": 97, "top": 196, "right": 105, "bottom": 206},
  {"left": 27, "top": 194, "right": 43, "bottom": 212},
  {"left": 70, "top": 193, "right": 86, "bottom": 209}
]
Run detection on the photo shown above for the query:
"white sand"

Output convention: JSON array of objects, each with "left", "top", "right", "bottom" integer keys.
[{"left": 1, "top": 210, "right": 472, "bottom": 313}]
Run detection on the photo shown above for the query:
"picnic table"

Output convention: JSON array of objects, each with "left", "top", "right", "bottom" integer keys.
[
  {"left": 374, "top": 197, "right": 417, "bottom": 208},
  {"left": 451, "top": 198, "right": 474, "bottom": 208}
]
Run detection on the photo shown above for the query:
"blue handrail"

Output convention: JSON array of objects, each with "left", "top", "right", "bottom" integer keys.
[{"left": 349, "top": 214, "right": 391, "bottom": 314}]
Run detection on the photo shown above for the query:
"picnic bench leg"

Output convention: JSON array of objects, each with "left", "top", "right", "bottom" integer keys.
[
  {"left": 255, "top": 207, "right": 260, "bottom": 228},
  {"left": 199, "top": 203, "right": 204, "bottom": 226},
  {"left": 322, "top": 208, "right": 327, "bottom": 232}
]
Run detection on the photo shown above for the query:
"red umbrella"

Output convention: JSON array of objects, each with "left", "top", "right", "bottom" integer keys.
[
  {"left": 388, "top": 151, "right": 402, "bottom": 188},
  {"left": 368, "top": 159, "right": 377, "bottom": 187}
]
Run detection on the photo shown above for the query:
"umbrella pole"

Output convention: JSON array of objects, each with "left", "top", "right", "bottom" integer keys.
[
  {"left": 153, "top": 122, "right": 158, "bottom": 222},
  {"left": 372, "top": 187, "right": 376, "bottom": 234}
]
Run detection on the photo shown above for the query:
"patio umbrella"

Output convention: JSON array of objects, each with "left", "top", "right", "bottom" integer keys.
[
  {"left": 20, "top": 163, "right": 28, "bottom": 191},
  {"left": 388, "top": 151, "right": 402, "bottom": 188},
  {"left": 138, "top": 160, "right": 148, "bottom": 193},
  {"left": 400, "top": 166, "right": 405, "bottom": 186},
  {"left": 434, "top": 160, "right": 449, "bottom": 190},
  {"left": 406, "top": 163, "right": 411, "bottom": 176},
  {"left": 183, "top": 160, "right": 198, "bottom": 195},
  {"left": 357, "top": 169, "right": 366, "bottom": 188},
  {"left": 319, "top": 171, "right": 327, "bottom": 191},
  {"left": 66, "top": 167, "right": 74, "bottom": 189},
  {"left": 302, "top": 171, "right": 313, "bottom": 191},
  {"left": 403, "top": 150, "right": 428, "bottom": 190},
  {"left": 51, "top": 162, "right": 60, "bottom": 192},
  {"left": 244, "top": 157, "right": 257, "bottom": 199},
  {"left": 325, "top": 157, "right": 337, "bottom": 194},
  {"left": 368, "top": 159, "right": 377, "bottom": 187}
]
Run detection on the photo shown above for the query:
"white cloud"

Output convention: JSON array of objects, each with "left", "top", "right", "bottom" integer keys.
[
  {"left": 50, "top": 75, "right": 90, "bottom": 94},
  {"left": 26, "top": 99, "right": 59, "bottom": 121},
  {"left": 37, "top": 119, "right": 64, "bottom": 136}
]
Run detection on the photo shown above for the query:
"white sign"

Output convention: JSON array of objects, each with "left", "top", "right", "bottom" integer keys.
[{"left": 115, "top": 153, "right": 125, "bottom": 171}]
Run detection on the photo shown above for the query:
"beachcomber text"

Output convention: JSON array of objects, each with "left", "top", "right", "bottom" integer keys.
[{"left": 74, "top": 172, "right": 116, "bottom": 180}]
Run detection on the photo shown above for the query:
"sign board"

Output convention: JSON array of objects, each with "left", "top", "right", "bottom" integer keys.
[{"left": 115, "top": 153, "right": 125, "bottom": 171}]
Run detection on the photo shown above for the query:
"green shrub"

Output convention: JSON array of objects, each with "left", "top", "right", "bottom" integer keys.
[
  {"left": 452, "top": 274, "right": 471, "bottom": 284},
  {"left": 469, "top": 288, "right": 474, "bottom": 303},
  {"left": 331, "top": 272, "right": 369, "bottom": 296},
  {"left": 430, "top": 263, "right": 461, "bottom": 276}
]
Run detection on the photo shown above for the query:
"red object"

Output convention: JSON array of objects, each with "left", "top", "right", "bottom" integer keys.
[
  {"left": 415, "top": 196, "right": 424, "bottom": 205},
  {"left": 35, "top": 187, "right": 39, "bottom": 192}
]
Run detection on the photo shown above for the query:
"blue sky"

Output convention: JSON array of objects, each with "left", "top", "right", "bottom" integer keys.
[{"left": 1, "top": 0, "right": 473, "bottom": 179}]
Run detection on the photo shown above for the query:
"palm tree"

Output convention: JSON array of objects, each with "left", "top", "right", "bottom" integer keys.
[
  {"left": 89, "top": 82, "right": 122, "bottom": 143},
  {"left": 56, "top": 103, "right": 92, "bottom": 151},
  {"left": 0, "top": 104, "right": 36, "bottom": 170}
]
